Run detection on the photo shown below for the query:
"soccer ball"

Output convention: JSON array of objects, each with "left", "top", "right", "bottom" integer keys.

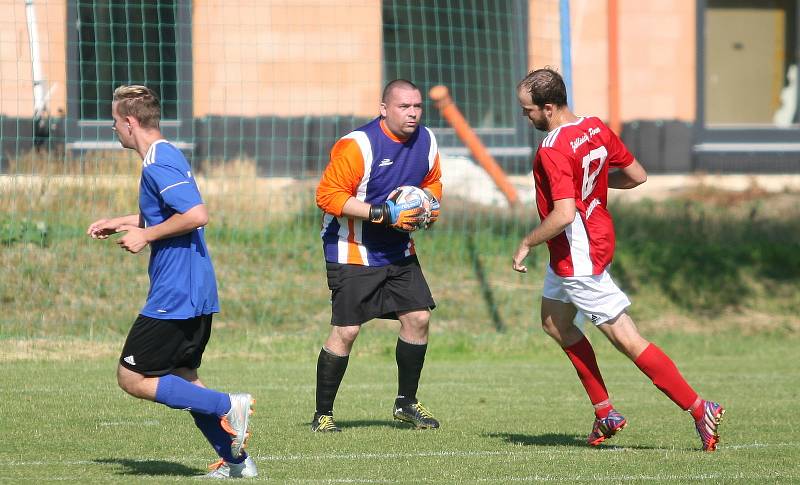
[{"left": 388, "top": 185, "right": 432, "bottom": 233}]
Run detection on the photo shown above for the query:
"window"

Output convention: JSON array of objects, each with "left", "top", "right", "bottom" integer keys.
[
  {"left": 76, "top": 1, "right": 179, "bottom": 120},
  {"left": 694, "top": 0, "right": 800, "bottom": 171},
  {"left": 383, "top": 1, "right": 525, "bottom": 131},
  {"left": 704, "top": 0, "right": 798, "bottom": 127}
]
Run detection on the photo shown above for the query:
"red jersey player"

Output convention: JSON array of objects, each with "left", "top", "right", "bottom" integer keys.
[{"left": 512, "top": 68, "right": 725, "bottom": 451}]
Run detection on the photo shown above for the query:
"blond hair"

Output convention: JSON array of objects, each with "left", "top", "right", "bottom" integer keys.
[{"left": 112, "top": 85, "right": 161, "bottom": 129}]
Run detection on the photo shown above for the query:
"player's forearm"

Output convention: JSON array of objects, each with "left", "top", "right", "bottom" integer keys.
[
  {"left": 522, "top": 216, "right": 570, "bottom": 247},
  {"left": 608, "top": 171, "right": 642, "bottom": 189},
  {"left": 521, "top": 201, "right": 575, "bottom": 247},
  {"left": 609, "top": 160, "right": 647, "bottom": 189},
  {"left": 141, "top": 204, "right": 208, "bottom": 242},
  {"left": 316, "top": 187, "right": 353, "bottom": 216},
  {"left": 112, "top": 214, "right": 142, "bottom": 230},
  {"left": 340, "top": 197, "right": 370, "bottom": 220}
]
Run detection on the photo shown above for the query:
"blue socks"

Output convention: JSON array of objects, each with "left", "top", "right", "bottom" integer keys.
[
  {"left": 155, "top": 374, "right": 231, "bottom": 417},
  {"left": 191, "top": 411, "right": 245, "bottom": 464},
  {"left": 155, "top": 375, "right": 244, "bottom": 463}
]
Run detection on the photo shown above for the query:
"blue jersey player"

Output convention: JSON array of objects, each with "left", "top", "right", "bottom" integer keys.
[{"left": 87, "top": 85, "right": 257, "bottom": 478}]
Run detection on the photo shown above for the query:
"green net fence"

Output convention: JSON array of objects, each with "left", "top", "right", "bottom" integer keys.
[{"left": 1, "top": 0, "right": 568, "bottom": 337}]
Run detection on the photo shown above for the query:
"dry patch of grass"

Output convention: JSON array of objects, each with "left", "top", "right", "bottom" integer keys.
[
  {"left": 0, "top": 338, "right": 118, "bottom": 362},
  {"left": 634, "top": 310, "right": 799, "bottom": 335},
  {"left": 2, "top": 151, "right": 798, "bottom": 342},
  {"left": 675, "top": 175, "right": 800, "bottom": 221},
  {"left": 1, "top": 155, "right": 315, "bottom": 227}
]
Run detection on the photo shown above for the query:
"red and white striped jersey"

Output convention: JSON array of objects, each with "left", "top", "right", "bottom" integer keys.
[{"left": 533, "top": 116, "right": 634, "bottom": 277}]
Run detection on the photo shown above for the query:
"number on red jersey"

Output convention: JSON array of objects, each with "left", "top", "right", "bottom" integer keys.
[{"left": 581, "top": 146, "right": 607, "bottom": 201}]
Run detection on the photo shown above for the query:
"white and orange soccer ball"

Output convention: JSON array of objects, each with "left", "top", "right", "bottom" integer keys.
[{"left": 387, "top": 185, "right": 432, "bottom": 232}]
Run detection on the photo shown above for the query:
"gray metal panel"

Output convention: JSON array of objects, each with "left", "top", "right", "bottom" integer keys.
[
  {"left": 637, "top": 121, "right": 664, "bottom": 173},
  {"left": 695, "top": 151, "right": 800, "bottom": 173},
  {"left": 662, "top": 121, "right": 693, "bottom": 173},
  {"left": 620, "top": 121, "right": 693, "bottom": 174},
  {"left": 193, "top": 116, "right": 372, "bottom": 177}
]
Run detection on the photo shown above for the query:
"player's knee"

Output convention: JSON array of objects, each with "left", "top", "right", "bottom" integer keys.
[
  {"left": 540, "top": 319, "right": 558, "bottom": 337},
  {"left": 334, "top": 325, "right": 361, "bottom": 344},
  {"left": 117, "top": 373, "right": 136, "bottom": 396},
  {"left": 401, "top": 310, "right": 430, "bottom": 330},
  {"left": 117, "top": 366, "right": 144, "bottom": 398}
]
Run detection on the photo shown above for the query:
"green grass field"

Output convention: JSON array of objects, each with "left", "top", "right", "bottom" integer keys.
[
  {"left": 2, "top": 329, "right": 799, "bottom": 483},
  {"left": 2, "top": 167, "right": 799, "bottom": 482}
]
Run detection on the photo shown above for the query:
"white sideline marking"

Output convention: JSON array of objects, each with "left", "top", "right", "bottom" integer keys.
[
  {"left": 99, "top": 420, "right": 160, "bottom": 427},
  {"left": 251, "top": 443, "right": 794, "bottom": 461},
  {"left": 9, "top": 442, "right": 792, "bottom": 467},
  {"left": 724, "top": 442, "right": 776, "bottom": 449}
]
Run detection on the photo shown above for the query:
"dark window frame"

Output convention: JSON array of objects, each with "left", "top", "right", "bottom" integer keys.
[
  {"left": 382, "top": 0, "right": 532, "bottom": 166},
  {"left": 65, "top": 0, "right": 193, "bottom": 147},
  {"left": 695, "top": 0, "right": 800, "bottom": 152}
]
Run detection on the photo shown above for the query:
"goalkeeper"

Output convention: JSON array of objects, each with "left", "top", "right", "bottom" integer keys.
[{"left": 313, "top": 79, "right": 443, "bottom": 432}]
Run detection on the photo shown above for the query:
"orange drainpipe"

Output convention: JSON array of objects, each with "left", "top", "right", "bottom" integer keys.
[{"left": 429, "top": 85, "right": 519, "bottom": 207}]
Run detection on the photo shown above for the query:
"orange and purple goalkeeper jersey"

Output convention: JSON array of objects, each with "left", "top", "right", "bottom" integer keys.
[{"left": 316, "top": 117, "right": 443, "bottom": 266}]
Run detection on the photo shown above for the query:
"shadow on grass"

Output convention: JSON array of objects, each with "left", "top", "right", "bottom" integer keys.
[
  {"left": 340, "top": 419, "right": 411, "bottom": 430},
  {"left": 485, "top": 432, "right": 583, "bottom": 447},
  {"left": 467, "top": 233, "right": 505, "bottom": 332},
  {"left": 93, "top": 458, "right": 199, "bottom": 477},
  {"left": 485, "top": 432, "right": 664, "bottom": 450},
  {"left": 298, "top": 419, "right": 407, "bottom": 430}
]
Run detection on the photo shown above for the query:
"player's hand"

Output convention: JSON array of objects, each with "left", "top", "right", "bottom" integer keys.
[
  {"left": 422, "top": 189, "right": 440, "bottom": 229},
  {"left": 512, "top": 241, "right": 531, "bottom": 273},
  {"left": 116, "top": 225, "right": 149, "bottom": 254},
  {"left": 369, "top": 198, "right": 426, "bottom": 232},
  {"left": 87, "top": 218, "right": 118, "bottom": 239}
]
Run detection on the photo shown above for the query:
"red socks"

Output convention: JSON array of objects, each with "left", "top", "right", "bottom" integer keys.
[
  {"left": 564, "top": 339, "right": 702, "bottom": 419},
  {"left": 564, "top": 336, "right": 611, "bottom": 418},
  {"left": 634, "top": 343, "right": 699, "bottom": 411}
]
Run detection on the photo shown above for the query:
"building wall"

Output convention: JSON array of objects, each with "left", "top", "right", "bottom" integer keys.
[
  {"left": 192, "top": 1, "right": 383, "bottom": 117},
  {"left": 0, "top": 1, "right": 693, "bottom": 123},
  {"left": 619, "top": 0, "right": 695, "bottom": 121},
  {"left": 529, "top": 0, "right": 695, "bottom": 122},
  {"left": 0, "top": 0, "right": 67, "bottom": 118}
]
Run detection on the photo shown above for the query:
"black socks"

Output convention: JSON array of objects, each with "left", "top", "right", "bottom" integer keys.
[
  {"left": 395, "top": 338, "right": 427, "bottom": 406},
  {"left": 315, "top": 347, "right": 349, "bottom": 415}
]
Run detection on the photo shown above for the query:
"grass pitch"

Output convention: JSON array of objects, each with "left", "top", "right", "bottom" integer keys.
[
  {"left": 2, "top": 162, "right": 799, "bottom": 481},
  {"left": 2, "top": 329, "right": 798, "bottom": 483}
]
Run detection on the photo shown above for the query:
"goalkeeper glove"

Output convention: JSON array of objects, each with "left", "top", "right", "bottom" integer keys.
[
  {"left": 422, "top": 189, "right": 440, "bottom": 229},
  {"left": 369, "top": 197, "right": 426, "bottom": 232}
]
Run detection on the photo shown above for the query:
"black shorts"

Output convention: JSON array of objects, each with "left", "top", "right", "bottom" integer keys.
[
  {"left": 119, "top": 314, "right": 214, "bottom": 376},
  {"left": 326, "top": 255, "right": 436, "bottom": 325}
]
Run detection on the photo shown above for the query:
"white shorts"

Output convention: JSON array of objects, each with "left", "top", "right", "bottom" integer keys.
[{"left": 542, "top": 266, "right": 631, "bottom": 325}]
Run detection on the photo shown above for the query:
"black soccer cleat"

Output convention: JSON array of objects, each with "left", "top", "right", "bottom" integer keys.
[
  {"left": 392, "top": 399, "right": 440, "bottom": 429},
  {"left": 311, "top": 413, "right": 341, "bottom": 432}
]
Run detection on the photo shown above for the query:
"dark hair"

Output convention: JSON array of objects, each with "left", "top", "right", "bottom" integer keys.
[
  {"left": 382, "top": 79, "right": 420, "bottom": 103},
  {"left": 517, "top": 68, "right": 568, "bottom": 108},
  {"left": 112, "top": 85, "right": 161, "bottom": 129}
]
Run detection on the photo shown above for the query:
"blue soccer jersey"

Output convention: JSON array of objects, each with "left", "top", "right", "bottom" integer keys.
[{"left": 138, "top": 140, "right": 219, "bottom": 319}]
